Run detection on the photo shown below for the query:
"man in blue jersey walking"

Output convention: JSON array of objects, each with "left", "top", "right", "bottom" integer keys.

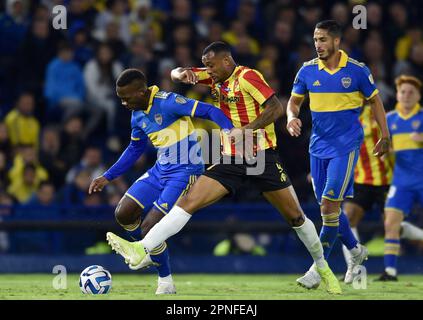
[
  {"left": 286, "top": 20, "right": 390, "bottom": 288},
  {"left": 378, "top": 75, "right": 423, "bottom": 281},
  {"left": 88, "top": 68, "right": 233, "bottom": 294}
]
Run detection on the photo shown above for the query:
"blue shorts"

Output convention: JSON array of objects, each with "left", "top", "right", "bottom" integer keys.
[
  {"left": 125, "top": 165, "right": 199, "bottom": 215},
  {"left": 385, "top": 185, "right": 423, "bottom": 216},
  {"left": 310, "top": 149, "right": 359, "bottom": 204}
]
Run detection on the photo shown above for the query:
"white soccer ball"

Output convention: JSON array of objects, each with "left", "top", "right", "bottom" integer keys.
[{"left": 79, "top": 265, "right": 112, "bottom": 294}]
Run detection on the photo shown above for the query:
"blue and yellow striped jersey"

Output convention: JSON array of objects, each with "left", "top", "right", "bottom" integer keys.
[
  {"left": 387, "top": 103, "right": 423, "bottom": 189},
  {"left": 130, "top": 85, "right": 204, "bottom": 174},
  {"left": 292, "top": 50, "right": 379, "bottom": 158}
]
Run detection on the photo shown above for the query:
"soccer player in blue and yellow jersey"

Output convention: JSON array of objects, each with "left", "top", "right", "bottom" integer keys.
[
  {"left": 89, "top": 69, "right": 234, "bottom": 294},
  {"left": 107, "top": 41, "right": 342, "bottom": 294},
  {"left": 287, "top": 20, "right": 390, "bottom": 288},
  {"left": 378, "top": 75, "right": 423, "bottom": 281}
]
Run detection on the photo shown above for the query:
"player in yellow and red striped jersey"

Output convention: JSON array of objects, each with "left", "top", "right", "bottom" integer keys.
[
  {"left": 134, "top": 41, "right": 341, "bottom": 294},
  {"left": 341, "top": 104, "right": 392, "bottom": 271},
  {"left": 187, "top": 64, "right": 277, "bottom": 154}
]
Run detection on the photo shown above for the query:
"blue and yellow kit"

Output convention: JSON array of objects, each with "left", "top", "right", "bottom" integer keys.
[
  {"left": 385, "top": 103, "right": 423, "bottom": 215},
  {"left": 291, "top": 50, "right": 379, "bottom": 203},
  {"left": 292, "top": 50, "right": 378, "bottom": 159},
  {"left": 103, "top": 86, "right": 233, "bottom": 214}
]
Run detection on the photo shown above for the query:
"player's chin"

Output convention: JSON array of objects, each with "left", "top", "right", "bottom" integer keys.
[{"left": 317, "top": 53, "right": 327, "bottom": 60}]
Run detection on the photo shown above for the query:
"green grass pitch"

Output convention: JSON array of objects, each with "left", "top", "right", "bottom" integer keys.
[{"left": 0, "top": 274, "right": 422, "bottom": 300}]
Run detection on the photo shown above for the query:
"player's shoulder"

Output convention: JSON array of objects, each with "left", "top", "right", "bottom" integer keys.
[
  {"left": 346, "top": 57, "right": 371, "bottom": 76},
  {"left": 130, "top": 110, "right": 144, "bottom": 125},
  {"left": 238, "top": 65, "right": 258, "bottom": 77},
  {"left": 154, "top": 90, "right": 173, "bottom": 100},
  {"left": 238, "top": 66, "right": 267, "bottom": 83},
  {"left": 386, "top": 109, "right": 398, "bottom": 119},
  {"left": 302, "top": 58, "right": 319, "bottom": 68},
  {"left": 347, "top": 57, "right": 366, "bottom": 68},
  {"left": 159, "top": 91, "right": 192, "bottom": 108}
]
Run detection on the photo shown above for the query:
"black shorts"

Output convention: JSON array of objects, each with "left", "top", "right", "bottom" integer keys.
[
  {"left": 345, "top": 183, "right": 389, "bottom": 212},
  {"left": 203, "top": 149, "right": 292, "bottom": 195}
]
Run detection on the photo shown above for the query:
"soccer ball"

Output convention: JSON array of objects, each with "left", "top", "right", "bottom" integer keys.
[{"left": 79, "top": 265, "right": 112, "bottom": 294}]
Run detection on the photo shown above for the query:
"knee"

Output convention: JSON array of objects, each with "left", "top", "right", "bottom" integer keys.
[
  {"left": 320, "top": 201, "right": 340, "bottom": 215},
  {"left": 114, "top": 204, "right": 138, "bottom": 227},
  {"left": 384, "top": 217, "right": 400, "bottom": 235},
  {"left": 289, "top": 214, "right": 305, "bottom": 227},
  {"left": 177, "top": 194, "right": 199, "bottom": 214}
]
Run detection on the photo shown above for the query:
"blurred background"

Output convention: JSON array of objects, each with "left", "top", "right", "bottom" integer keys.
[{"left": 0, "top": 0, "right": 422, "bottom": 274}]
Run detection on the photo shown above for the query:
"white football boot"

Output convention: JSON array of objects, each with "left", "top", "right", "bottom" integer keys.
[
  {"left": 296, "top": 263, "right": 321, "bottom": 289},
  {"left": 344, "top": 244, "right": 369, "bottom": 284},
  {"left": 155, "top": 279, "right": 176, "bottom": 295}
]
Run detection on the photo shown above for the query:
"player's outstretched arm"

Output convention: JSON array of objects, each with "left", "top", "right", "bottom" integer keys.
[
  {"left": 88, "top": 137, "right": 147, "bottom": 194},
  {"left": 368, "top": 94, "right": 390, "bottom": 157},
  {"left": 193, "top": 101, "right": 234, "bottom": 130},
  {"left": 286, "top": 95, "right": 304, "bottom": 137}
]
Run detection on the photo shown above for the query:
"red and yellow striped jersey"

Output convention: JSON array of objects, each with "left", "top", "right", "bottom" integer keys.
[
  {"left": 191, "top": 65, "right": 277, "bottom": 155},
  {"left": 354, "top": 105, "right": 392, "bottom": 186}
]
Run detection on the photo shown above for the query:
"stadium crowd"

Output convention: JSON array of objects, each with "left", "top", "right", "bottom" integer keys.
[{"left": 0, "top": 0, "right": 422, "bottom": 212}]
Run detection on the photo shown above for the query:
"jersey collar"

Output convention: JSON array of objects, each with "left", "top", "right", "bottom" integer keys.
[
  {"left": 395, "top": 102, "right": 421, "bottom": 120},
  {"left": 145, "top": 85, "right": 160, "bottom": 114},
  {"left": 318, "top": 50, "right": 348, "bottom": 74}
]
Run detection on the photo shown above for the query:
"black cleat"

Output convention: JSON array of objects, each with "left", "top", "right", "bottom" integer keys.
[{"left": 375, "top": 272, "right": 398, "bottom": 282}]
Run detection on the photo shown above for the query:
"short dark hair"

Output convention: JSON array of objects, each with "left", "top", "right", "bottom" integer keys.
[
  {"left": 315, "top": 20, "right": 342, "bottom": 38},
  {"left": 116, "top": 68, "right": 147, "bottom": 87},
  {"left": 202, "top": 41, "right": 232, "bottom": 56}
]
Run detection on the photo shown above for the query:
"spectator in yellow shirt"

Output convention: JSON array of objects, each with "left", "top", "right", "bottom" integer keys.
[
  {"left": 7, "top": 145, "right": 48, "bottom": 203},
  {"left": 4, "top": 93, "right": 40, "bottom": 150}
]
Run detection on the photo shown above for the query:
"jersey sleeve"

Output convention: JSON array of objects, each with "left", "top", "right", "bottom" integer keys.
[
  {"left": 239, "top": 69, "right": 275, "bottom": 105},
  {"left": 130, "top": 114, "right": 146, "bottom": 141},
  {"left": 192, "top": 101, "right": 234, "bottom": 130},
  {"left": 291, "top": 66, "right": 307, "bottom": 97},
  {"left": 190, "top": 67, "right": 213, "bottom": 86},
  {"left": 358, "top": 65, "right": 379, "bottom": 100},
  {"left": 165, "top": 94, "right": 198, "bottom": 117},
  {"left": 103, "top": 116, "right": 147, "bottom": 181}
]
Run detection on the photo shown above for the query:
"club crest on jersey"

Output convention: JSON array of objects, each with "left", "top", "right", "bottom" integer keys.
[
  {"left": 341, "top": 77, "right": 352, "bottom": 88},
  {"left": 412, "top": 120, "right": 420, "bottom": 130},
  {"left": 175, "top": 96, "right": 187, "bottom": 104},
  {"left": 154, "top": 113, "right": 163, "bottom": 125}
]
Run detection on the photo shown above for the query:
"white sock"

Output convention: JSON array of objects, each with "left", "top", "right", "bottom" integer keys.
[
  {"left": 400, "top": 221, "right": 423, "bottom": 240},
  {"left": 159, "top": 274, "right": 173, "bottom": 283},
  {"left": 349, "top": 227, "right": 362, "bottom": 256},
  {"left": 293, "top": 217, "right": 326, "bottom": 269},
  {"left": 141, "top": 206, "right": 192, "bottom": 251}
]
